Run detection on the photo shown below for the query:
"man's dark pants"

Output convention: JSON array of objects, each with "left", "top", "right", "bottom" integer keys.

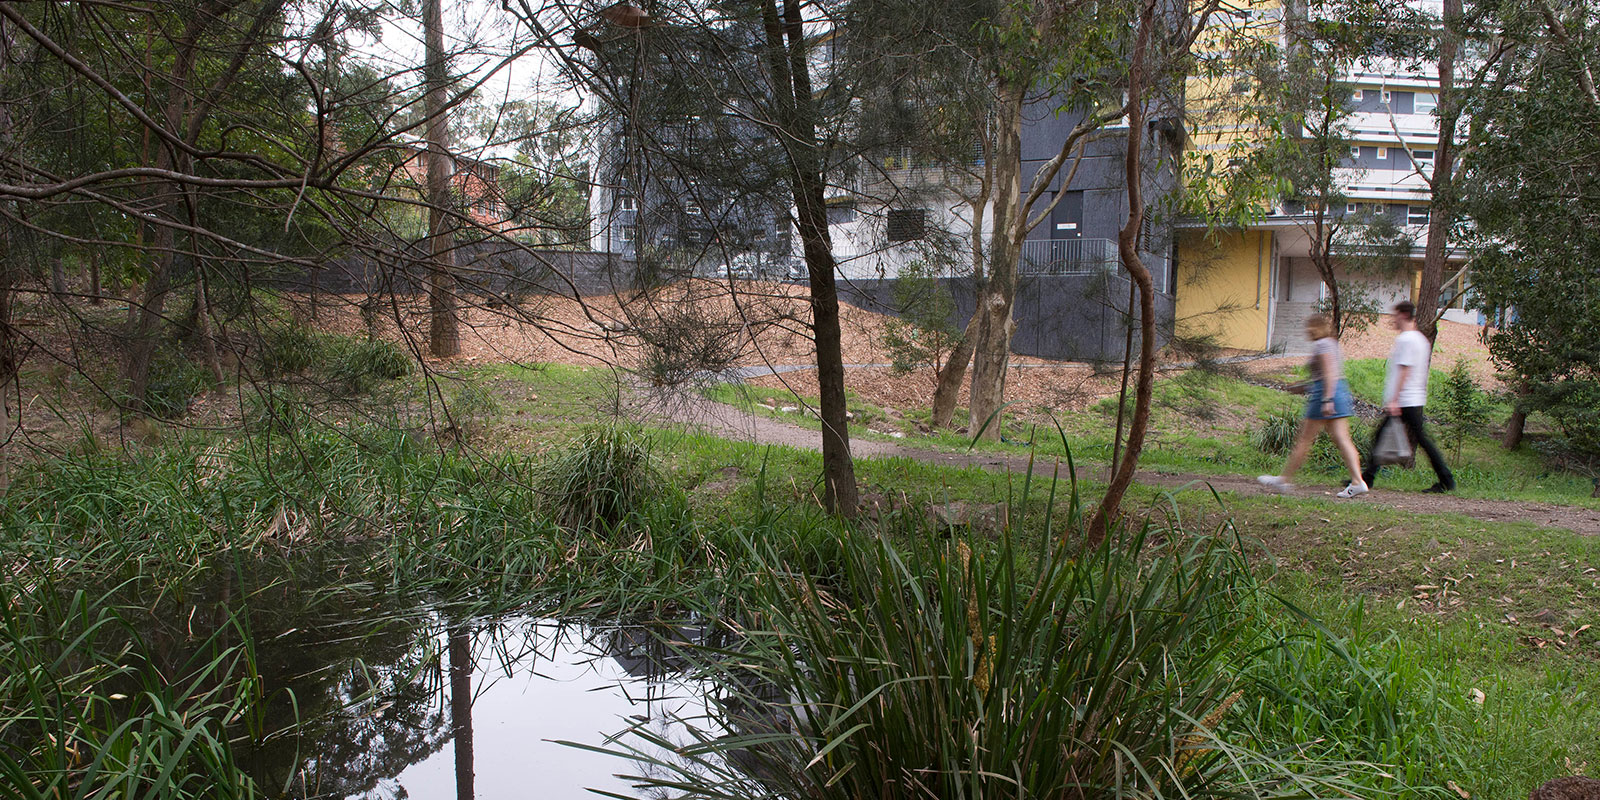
[{"left": 1363, "top": 405, "right": 1455, "bottom": 489}]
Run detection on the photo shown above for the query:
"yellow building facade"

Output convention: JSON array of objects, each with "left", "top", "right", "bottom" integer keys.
[{"left": 1174, "top": 230, "right": 1276, "bottom": 351}]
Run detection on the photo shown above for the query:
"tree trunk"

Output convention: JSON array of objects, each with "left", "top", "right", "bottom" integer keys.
[
  {"left": 798, "top": 196, "right": 858, "bottom": 516},
  {"left": 1087, "top": 1, "right": 1158, "bottom": 547},
  {"left": 1502, "top": 409, "right": 1526, "bottom": 450},
  {"left": 424, "top": 0, "right": 459, "bottom": 358},
  {"left": 88, "top": 250, "right": 102, "bottom": 305},
  {"left": 762, "top": 0, "right": 856, "bottom": 515},
  {"left": 50, "top": 258, "right": 67, "bottom": 300},
  {"left": 193, "top": 265, "right": 224, "bottom": 386},
  {"left": 124, "top": 24, "right": 203, "bottom": 405},
  {"left": 1416, "top": 0, "right": 1460, "bottom": 342},
  {"left": 1110, "top": 278, "right": 1137, "bottom": 473},
  {"left": 1502, "top": 382, "right": 1529, "bottom": 449},
  {"left": 966, "top": 81, "right": 1026, "bottom": 442},
  {"left": 1, "top": 14, "right": 17, "bottom": 488},
  {"left": 125, "top": 225, "right": 177, "bottom": 404},
  {"left": 0, "top": 232, "right": 15, "bottom": 492},
  {"left": 929, "top": 314, "right": 979, "bottom": 428},
  {"left": 448, "top": 627, "right": 475, "bottom": 800}
]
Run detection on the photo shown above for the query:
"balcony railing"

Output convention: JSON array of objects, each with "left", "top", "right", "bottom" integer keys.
[{"left": 1019, "top": 238, "right": 1120, "bottom": 275}]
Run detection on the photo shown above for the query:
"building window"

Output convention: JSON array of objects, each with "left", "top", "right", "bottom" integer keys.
[
  {"left": 1408, "top": 206, "right": 1430, "bottom": 225},
  {"left": 619, "top": 193, "right": 636, "bottom": 211},
  {"left": 1376, "top": 147, "right": 1388, "bottom": 160},
  {"left": 1350, "top": 145, "right": 1361, "bottom": 159},
  {"left": 1415, "top": 92, "right": 1437, "bottom": 114},
  {"left": 1412, "top": 149, "right": 1435, "bottom": 171},
  {"left": 886, "top": 208, "right": 928, "bottom": 242},
  {"left": 1346, "top": 203, "right": 1359, "bottom": 214},
  {"left": 685, "top": 229, "right": 708, "bottom": 244},
  {"left": 1353, "top": 89, "right": 1363, "bottom": 101},
  {"left": 685, "top": 201, "right": 703, "bottom": 216},
  {"left": 1382, "top": 89, "right": 1392, "bottom": 104},
  {"left": 620, "top": 224, "right": 637, "bottom": 243}
]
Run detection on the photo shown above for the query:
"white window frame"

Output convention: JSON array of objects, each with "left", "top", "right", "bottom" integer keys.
[
  {"left": 1382, "top": 89, "right": 1392, "bottom": 104},
  {"left": 619, "top": 193, "right": 636, "bottom": 212},
  {"left": 685, "top": 201, "right": 703, "bottom": 216},
  {"left": 620, "top": 224, "right": 637, "bottom": 243},
  {"left": 1347, "top": 203, "right": 1359, "bottom": 213},
  {"left": 1352, "top": 89, "right": 1364, "bottom": 102},
  {"left": 1407, "top": 206, "right": 1431, "bottom": 225},
  {"left": 1376, "top": 147, "right": 1388, "bottom": 160},
  {"left": 1350, "top": 145, "right": 1361, "bottom": 159},
  {"left": 1412, "top": 149, "right": 1435, "bottom": 171},
  {"left": 1415, "top": 92, "right": 1437, "bottom": 115}
]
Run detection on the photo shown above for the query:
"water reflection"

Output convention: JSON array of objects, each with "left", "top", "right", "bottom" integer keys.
[{"left": 241, "top": 616, "right": 720, "bottom": 800}]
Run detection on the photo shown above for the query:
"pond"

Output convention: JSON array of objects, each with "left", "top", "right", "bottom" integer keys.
[{"left": 236, "top": 616, "right": 724, "bottom": 799}]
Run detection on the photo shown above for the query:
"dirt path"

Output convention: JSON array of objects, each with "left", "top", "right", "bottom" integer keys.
[{"left": 649, "top": 391, "right": 1600, "bottom": 536}]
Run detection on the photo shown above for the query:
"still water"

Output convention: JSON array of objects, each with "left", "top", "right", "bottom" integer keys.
[{"left": 239, "top": 617, "right": 722, "bottom": 799}]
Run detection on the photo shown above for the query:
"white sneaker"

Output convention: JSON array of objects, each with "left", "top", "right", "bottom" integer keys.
[
  {"left": 1336, "top": 482, "right": 1369, "bottom": 499},
  {"left": 1256, "top": 475, "right": 1292, "bottom": 494}
]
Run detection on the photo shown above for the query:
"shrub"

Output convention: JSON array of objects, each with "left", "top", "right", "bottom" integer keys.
[
  {"left": 1534, "top": 377, "right": 1600, "bottom": 494},
  {"left": 634, "top": 306, "right": 747, "bottom": 388},
  {"left": 260, "top": 325, "right": 323, "bottom": 376},
  {"left": 1251, "top": 409, "right": 1371, "bottom": 472},
  {"left": 142, "top": 350, "right": 212, "bottom": 419},
  {"left": 881, "top": 259, "right": 962, "bottom": 385},
  {"left": 1437, "top": 358, "right": 1492, "bottom": 459},
  {"left": 537, "top": 425, "right": 663, "bottom": 534},
  {"left": 327, "top": 337, "right": 412, "bottom": 395},
  {"left": 443, "top": 381, "right": 502, "bottom": 440}
]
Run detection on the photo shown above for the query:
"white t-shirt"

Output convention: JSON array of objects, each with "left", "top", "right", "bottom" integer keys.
[{"left": 1383, "top": 329, "right": 1432, "bottom": 407}]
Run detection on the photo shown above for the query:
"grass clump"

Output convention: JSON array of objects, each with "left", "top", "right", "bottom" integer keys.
[
  {"left": 141, "top": 349, "right": 212, "bottom": 419},
  {"left": 327, "top": 337, "right": 411, "bottom": 395},
  {"left": 1251, "top": 408, "right": 1303, "bottom": 456},
  {"left": 259, "top": 325, "right": 322, "bottom": 377},
  {"left": 538, "top": 425, "right": 665, "bottom": 534},
  {"left": 605, "top": 508, "right": 1375, "bottom": 798}
]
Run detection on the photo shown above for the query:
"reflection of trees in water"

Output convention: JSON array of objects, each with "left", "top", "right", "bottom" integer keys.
[
  {"left": 83, "top": 552, "right": 455, "bottom": 799},
  {"left": 147, "top": 598, "right": 734, "bottom": 800},
  {"left": 449, "top": 626, "right": 474, "bottom": 800},
  {"left": 230, "top": 599, "right": 452, "bottom": 798}
]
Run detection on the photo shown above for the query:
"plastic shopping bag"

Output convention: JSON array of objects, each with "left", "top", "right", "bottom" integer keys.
[{"left": 1373, "top": 419, "right": 1414, "bottom": 467}]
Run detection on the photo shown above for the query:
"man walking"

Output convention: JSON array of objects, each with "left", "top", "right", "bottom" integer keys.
[{"left": 1362, "top": 300, "right": 1456, "bottom": 493}]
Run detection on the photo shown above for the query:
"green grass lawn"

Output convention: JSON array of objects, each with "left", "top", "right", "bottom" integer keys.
[
  {"left": 696, "top": 362, "right": 1600, "bottom": 508},
  {"left": 7, "top": 354, "right": 1595, "bottom": 799},
  {"left": 639, "top": 432, "right": 1600, "bottom": 798}
]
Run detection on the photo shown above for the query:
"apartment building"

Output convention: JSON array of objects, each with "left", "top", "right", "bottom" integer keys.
[
  {"left": 1175, "top": 0, "right": 1469, "bottom": 353},
  {"left": 582, "top": 15, "right": 797, "bottom": 276},
  {"left": 819, "top": 96, "right": 1181, "bottom": 361}
]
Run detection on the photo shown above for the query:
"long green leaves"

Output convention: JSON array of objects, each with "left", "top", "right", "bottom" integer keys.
[{"left": 600, "top": 508, "right": 1382, "bottom": 798}]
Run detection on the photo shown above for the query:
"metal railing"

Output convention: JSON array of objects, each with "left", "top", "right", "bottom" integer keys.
[{"left": 1018, "top": 238, "right": 1120, "bottom": 275}]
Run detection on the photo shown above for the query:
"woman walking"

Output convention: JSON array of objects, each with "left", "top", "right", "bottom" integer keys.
[{"left": 1258, "top": 314, "right": 1369, "bottom": 498}]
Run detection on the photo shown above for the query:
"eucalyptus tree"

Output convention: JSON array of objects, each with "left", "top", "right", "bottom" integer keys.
[
  {"left": 0, "top": 1, "right": 572, "bottom": 424},
  {"left": 509, "top": 0, "right": 965, "bottom": 516},
  {"left": 1464, "top": 0, "right": 1600, "bottom": 459}
]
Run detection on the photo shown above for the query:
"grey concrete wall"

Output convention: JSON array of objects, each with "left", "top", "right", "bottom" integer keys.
[
  {"left": 840, "top": 272, "right": 1174, "bottom": 364},
  {"left": 276, "top": 245, "right": 641, "bottom": 299}
]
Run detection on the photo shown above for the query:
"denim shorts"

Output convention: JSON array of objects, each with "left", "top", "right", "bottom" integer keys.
[{"left": 1305, "top": 378, "right": 1354, "bottom": 420}]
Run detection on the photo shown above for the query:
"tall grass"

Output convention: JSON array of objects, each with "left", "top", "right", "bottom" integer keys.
[
  {"left": 537, "top": 425, "right": 665, "bottom": 535},
  {"left": 0, "top": 580, "right": 262, "bottom": 799},
  {"left": 1238, "top": 601, "right": 1462, "bottom": 798},
  {"left": 597, "top": 510, "right": 1382, "bottom": 798}
]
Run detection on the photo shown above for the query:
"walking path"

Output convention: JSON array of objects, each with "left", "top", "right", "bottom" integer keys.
[{"left": 649, "top": 390, "right": 1600, "bottom": 536}]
